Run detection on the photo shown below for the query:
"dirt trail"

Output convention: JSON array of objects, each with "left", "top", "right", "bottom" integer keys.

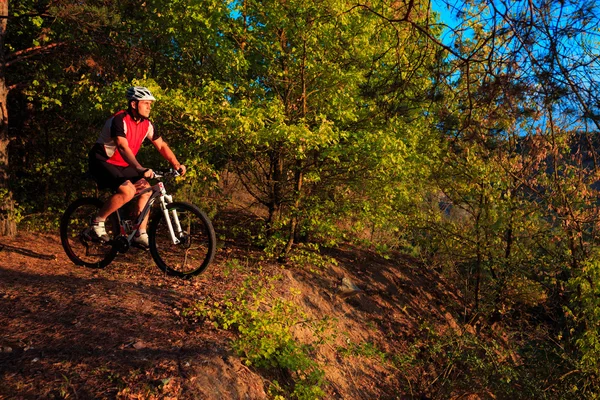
[
  {"left": 0, "top": 230, "right": 462, "bottom": 399},
  {"left": 0, "top": 232, "right": 267, "bottom": 399}
]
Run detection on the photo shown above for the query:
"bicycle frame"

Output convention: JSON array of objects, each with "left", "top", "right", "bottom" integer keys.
[
  {"left": 115, "top": 179, "right": 183, "bottom": 245},
  {"left": 61, "top": 167, "right": 216, "bottom": 276}
]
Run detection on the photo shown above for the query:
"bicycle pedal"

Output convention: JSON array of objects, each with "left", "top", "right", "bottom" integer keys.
[{"left": 89, "top": 233, "right": 111, "bottom": 245}]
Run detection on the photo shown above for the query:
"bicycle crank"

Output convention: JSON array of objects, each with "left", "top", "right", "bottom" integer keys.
[{"left": 113, "top": 236, "right": 130, "bottom": 253}]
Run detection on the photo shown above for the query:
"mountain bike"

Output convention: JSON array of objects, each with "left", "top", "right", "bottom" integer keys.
[{"left": 59, "top": 169, "right": 216, "bottom": 278}]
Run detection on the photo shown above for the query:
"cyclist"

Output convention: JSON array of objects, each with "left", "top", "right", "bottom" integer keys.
[{"left": 88, "top": 86, "right": 186, "bottom": 248}]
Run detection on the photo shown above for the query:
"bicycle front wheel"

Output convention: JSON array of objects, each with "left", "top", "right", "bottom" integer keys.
[
  {"left": 149, "top": 202, "right": 216, "bottom": 278},
  {"left": 60, "top": 197, "right": 119, "bottom": 268}
]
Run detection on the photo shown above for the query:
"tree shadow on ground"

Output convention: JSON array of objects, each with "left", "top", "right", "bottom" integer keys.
[
  {"left": 0, "top": 265, "right": 263, "bottom": 399},
  {"left": 0, "top": 243, "right": 57, "bottom": 260}
]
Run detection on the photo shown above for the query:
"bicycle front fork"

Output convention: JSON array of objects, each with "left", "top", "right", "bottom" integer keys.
[{"left": 160, "top": 196, "right": 182, "bottom": 244}]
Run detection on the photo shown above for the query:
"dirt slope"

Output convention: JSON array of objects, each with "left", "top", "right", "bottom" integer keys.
[{"left": 0, "top": 229, "right": 463, "bottom": 399}]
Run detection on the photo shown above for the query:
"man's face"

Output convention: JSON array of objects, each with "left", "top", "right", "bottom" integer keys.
[{"left": 133, "top": 100, "right": 153, "bottom": 118}]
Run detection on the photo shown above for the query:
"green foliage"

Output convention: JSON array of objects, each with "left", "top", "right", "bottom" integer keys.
[
  {"left": 288, "top": 243, "right": 338, "bottom": 273},
  {"left": 8, "top": 0, "right": 440, "bottom": 259},
  {"left": 221, "top": 258, "right": 248, "bottom": 278},
  {"left": 339, "top": 341, "right": 387, "bottom": 364},
  {"left": 202, "top": 0, "right": 440, "bottom": 257},
  {"left": 0, "top": 189, "right": 24, "bottom": 225},
  {"left": 186, "top": 272, "right": 329, "bottom": 399},
  {"left": 392, "top": 323, "right": 546, "bottom": 399},
  {"left": 565, "top": 253, "right": 600, "bottom": 396}
]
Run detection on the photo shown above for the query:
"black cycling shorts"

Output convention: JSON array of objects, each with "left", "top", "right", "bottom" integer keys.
[{"left": 88, "top": 146, "right": 143, "bottom": 191}]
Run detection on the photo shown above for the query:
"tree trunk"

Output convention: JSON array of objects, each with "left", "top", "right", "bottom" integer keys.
[
  {"left": 281, "top": 38, "right": 308, "bottom": 259},
  {"left": 266, "top": 148, "right": 283, "bottom": 236},
  {"left": 0, "top": 0, "right": 15, "bottom": 237},
  {"left": 282, "top": 164, "right": 303, "bottom": 259}
]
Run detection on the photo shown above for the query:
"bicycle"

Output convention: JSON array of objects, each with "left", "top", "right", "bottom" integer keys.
[{"left": 60, "top": 169, "right": 216, "bottom": 278}]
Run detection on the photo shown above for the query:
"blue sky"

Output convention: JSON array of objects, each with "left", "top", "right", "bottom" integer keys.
[
  {"left": 431, "top": 0, "right": 465, "bottom": 42},
  {"left": 431, "top": 0, "right": 462, "bottom": 27}
]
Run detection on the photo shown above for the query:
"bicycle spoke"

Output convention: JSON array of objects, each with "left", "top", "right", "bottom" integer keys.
[
  {"left": 60, "top": 198, "right": 118, "bottom": 268},
  {"left": 149, "top": 202, "right": 215, "bottom": 277}
]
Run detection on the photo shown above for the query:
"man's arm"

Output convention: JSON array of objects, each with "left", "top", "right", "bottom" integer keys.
[
  {"left": 152, "top": 137, "right": 186, "bottom": 175},
  {"left": 115, "top": 136, "right": 153, "bottom": 177}
]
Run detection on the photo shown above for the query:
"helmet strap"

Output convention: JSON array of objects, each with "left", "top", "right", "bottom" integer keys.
[{"left": 128, "top": 100, "right": 142, "bottom": 120}]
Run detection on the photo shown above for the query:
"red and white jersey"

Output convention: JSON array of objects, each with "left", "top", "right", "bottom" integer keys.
[{"left": 95, "top": 109, "right": 160, "bottom": 167}]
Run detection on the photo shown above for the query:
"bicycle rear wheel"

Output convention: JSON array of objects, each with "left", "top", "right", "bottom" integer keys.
[
  {"left": 149, "top": 201, "right": 216, "bottom": 278},
  {"left": 60, "top": 197, "right": 118, "bottom": 268}
]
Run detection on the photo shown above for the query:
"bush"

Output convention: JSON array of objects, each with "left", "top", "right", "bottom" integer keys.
[{"left": 185, "top": 270, "right": 329, "bottom": 399}]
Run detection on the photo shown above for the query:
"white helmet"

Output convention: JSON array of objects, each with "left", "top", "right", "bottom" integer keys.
[{"left": 126, "top": 86, "right": 156, "bottom": 101}]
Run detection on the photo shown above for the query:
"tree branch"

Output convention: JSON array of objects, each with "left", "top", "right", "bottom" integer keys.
[
  {"left": 6, "top": 42, "right": 65, "bottom": 67},
  {"left": 351, "top": 2, "right": 468, "bottom": 63}
]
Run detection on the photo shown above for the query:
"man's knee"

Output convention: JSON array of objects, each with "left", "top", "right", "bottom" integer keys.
[
  {"left": 135, "top": 179, "right": 151, "bottom": 197},
  {"left": 135, "top": 179, "right": 150, "bottom": 190},
  {"left": 118, "top": 181, "right": 136, "bottom": 201}
]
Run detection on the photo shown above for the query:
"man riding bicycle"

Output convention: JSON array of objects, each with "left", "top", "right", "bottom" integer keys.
[{"left": 88, "top": 86, "right": 186, "bottom": 248}]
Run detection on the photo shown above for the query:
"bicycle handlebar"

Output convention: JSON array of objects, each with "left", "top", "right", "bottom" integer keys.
[{"left": 151, "top": 168, "right": 182, "bottom": 179}]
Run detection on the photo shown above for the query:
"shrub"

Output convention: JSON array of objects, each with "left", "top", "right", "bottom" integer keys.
[{"left": 185, "top": 271, "right": 329, "bottom": 399}]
